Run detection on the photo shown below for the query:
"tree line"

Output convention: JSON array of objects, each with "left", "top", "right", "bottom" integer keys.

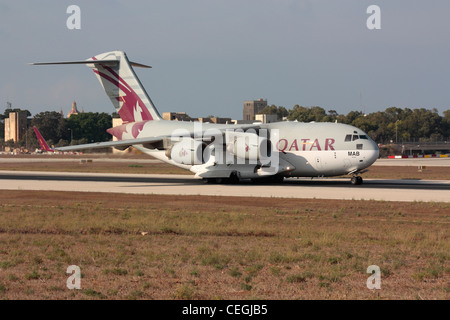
[
  {"left": 1, "top": 105, "right": 449, "bottom": 151},
  {"left": 261, "top": 105, "right": 450, "bottom": 144},
  {"left": 0, "top": 109, "right": 113, "bottom": 151}
]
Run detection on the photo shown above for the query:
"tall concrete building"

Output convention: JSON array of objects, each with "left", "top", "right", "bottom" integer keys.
[
  {"left": 243, "top": 99, "right": 267, "bottom": 121},
  {"left": 4, "top": 111, "right": 28, "bottom": 142}
]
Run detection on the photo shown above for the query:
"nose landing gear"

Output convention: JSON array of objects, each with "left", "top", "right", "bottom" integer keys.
[{"left": 351, "top": 175, "right": 363, "bottom": 185}]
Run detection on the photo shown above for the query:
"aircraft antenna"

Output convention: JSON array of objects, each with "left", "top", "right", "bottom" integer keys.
[{"left": 360, "top": 91, "right": 366, "bottom": 115}]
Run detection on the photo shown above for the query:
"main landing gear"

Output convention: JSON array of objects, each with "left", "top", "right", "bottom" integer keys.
[
  {"left": 251, "top": 176, "right": 284, "bottom": 184},
  {"left": 204, "top": 172, "right": 240, "bottom": 184},
  {"left": 204, "top": 173, "right": 285, "bottom": 184},
  {"left": 351, "top": 175, "right": 363, "bottom": 185}
]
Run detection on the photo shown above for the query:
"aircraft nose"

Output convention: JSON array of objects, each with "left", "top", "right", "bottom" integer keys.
[{"left": 367, "top": 141, "right": 379, "bottom": 165}]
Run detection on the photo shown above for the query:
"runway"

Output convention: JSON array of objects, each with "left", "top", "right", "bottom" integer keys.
[
  {"left": 1, "top": 155, "right": 450, "bottom": 166},
  {"left": 0, "top": 171, "right": 448, "bottom": 202},
  {"left": 373, "top": 157, "right": 450, "bottom": 167}
]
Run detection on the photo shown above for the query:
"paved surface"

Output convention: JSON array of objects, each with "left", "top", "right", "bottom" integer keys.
[
  {"left": 373, "top": 157, "right": 450, "bottom": 167},
  {"left": 2, "top": 156, "right": 450, "bottom": 166},
  {"left": 0, "top": 157, "right": 161, "bottom": 163},
  {"left": 0, "top": 154, "right": 450, "bottom": 167},
  {"left": 0, "top": 171, "right": 448, "bottom": 202}
]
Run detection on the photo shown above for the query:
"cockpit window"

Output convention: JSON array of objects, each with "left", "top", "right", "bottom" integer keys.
[{"left": 346, "top": 134, "right": 369, "bottom": 141}]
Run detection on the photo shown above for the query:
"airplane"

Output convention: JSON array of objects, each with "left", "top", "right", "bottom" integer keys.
[
  {"left": 33, "top": 126, "right": 55, "bottom": 153},
  {"left": 31, "top": 51, "right": 379, "bottom": 185}
]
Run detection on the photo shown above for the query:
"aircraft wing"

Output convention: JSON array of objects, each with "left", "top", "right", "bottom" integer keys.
[
  {"left": 55, "top": 124, "right": 264, "bottom": 152},
  {"left": 55, "top": 136, "right": 166, "bottom": 152},
  {"left": 55, "top": 124, "right": 268, "bottom": 151}
]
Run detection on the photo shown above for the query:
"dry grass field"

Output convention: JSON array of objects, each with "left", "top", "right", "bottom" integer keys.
[
  {"left": 0, "top": 191, "right": 448, "bottom": 300},
  {"left": 0, "top": 159, "right": 189, "bottom": 175}
]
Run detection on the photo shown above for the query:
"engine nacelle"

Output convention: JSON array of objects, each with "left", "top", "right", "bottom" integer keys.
[
  {"left": 166, "top": 138, "right": 209, "bottom": 165},
  {"left": 228, "top": 133, "right": 272, "bottom": 161}
]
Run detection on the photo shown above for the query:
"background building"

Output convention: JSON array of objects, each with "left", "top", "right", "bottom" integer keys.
[
  {"left": 4, "top": 111, "right": 28, "bottom": 142},
  {"left": 163, "top": 112, "right": 191, "bottom": 121},
  {"left": 255, "top": 114, "right": 278, "bottom": 123},
  {"left": 163, "top": 112, "right": 231, "bottom": 124},
  {"left": 243, "top": 99, "right": 267, "bottom": 121},
  {"left": 67, "top": 101, "right": 83, "bottom": 118},
  {"left": 197, "top": 117, "right": 232, "bottom": 124}
]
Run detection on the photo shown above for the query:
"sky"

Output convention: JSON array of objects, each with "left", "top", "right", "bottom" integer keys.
[{"left": 1, "top": 0, "right": 450, "bottom": 120}]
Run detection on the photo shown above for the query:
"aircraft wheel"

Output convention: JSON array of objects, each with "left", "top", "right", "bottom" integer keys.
[
  {"left": 351, "top": 176, "right": 363, "bottom": 185},
  {"left": 228, "top": 172, "right": 240, "bottom": 184},
  {"left": 273, "top": 176, "right": 284, "bottom": 183},
  {"left": 215, "top": 178, "right": 224, "bottom": 184},
  {"left": 205, "top": 177, "right": 239, "bottom": 184}
]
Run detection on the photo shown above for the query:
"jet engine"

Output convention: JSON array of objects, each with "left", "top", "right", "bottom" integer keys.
[
  {"left": 228, "top": 133, "right": 272, "bottom": 161},
  {"left": 166, "top": 138, "right": 209, "bottom": 165}
]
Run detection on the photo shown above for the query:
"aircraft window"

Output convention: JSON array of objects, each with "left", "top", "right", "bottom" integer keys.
[
  {"left": 356, "top": 144, "right": 363, "bottom": 150},
  {"left": 359, "top": 135, "right": 368, "bottom": 139},
  {"left": 352, "top": 135, "right": 359, "bottom": 141},
  {"left": 345, "top": 135, "right": 352, "bottom": 142}
]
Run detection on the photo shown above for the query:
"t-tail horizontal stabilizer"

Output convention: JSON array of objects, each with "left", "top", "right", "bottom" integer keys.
[
  {"left": 30, "top": 51, "right": 159, "bottom": 123},
  {"left": 29, "top": 60, "right": 151, "bottom": 68}
]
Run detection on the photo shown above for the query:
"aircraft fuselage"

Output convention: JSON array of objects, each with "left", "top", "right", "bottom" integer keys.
[{"left": 117, "top": 120, "right": 379, "bottom": 180}]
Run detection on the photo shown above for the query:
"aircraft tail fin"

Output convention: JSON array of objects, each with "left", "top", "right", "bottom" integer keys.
[
  {"left": 33, "top": 126, "right": 54, "bottom": 152},
  {"left": 30, "top": 51, "right": 161, "bottom": 123}
]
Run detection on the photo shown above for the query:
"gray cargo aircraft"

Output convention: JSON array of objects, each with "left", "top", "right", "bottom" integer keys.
[{"left": 31, "top": 51, "right": 378, "bottom": 185}]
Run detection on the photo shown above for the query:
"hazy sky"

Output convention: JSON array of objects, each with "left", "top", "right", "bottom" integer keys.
[{"left": 1, "top": 0, "right": 450, "bottom": 119}]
